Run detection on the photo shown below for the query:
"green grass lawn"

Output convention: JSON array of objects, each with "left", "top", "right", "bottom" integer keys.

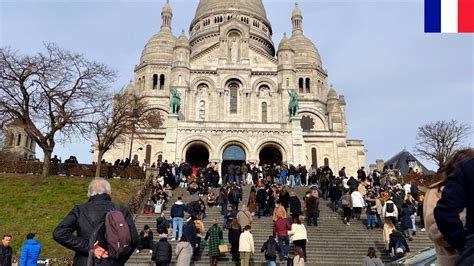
[{"left": 0, "top": 174, "right": 144, "bottom": 259}]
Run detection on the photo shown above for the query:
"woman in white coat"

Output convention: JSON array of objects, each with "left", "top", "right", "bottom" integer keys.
[
  {"left": 288, "top": 217, "right": 308, "bottom": 260},
  {"left": 175, "top": 236, "right": 193, "bottom": 266},
  {"left": 351, "top": 190, "right": 365, "bottom": 220}
]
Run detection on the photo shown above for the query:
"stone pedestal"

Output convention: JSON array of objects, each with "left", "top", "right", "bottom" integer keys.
[
  {"left": 290, "top": 116, "right": 305, "bottom": 166},
  {"left": 162, "top": 114, "right": 179, "bottom": 162}
]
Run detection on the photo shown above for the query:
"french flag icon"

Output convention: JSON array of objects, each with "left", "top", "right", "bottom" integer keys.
[{"left": 425, "top": 0, "right": 474, "bottom": 32}]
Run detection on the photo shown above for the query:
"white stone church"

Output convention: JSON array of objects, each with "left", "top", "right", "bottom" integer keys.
[{"left": 96, "top": 0, "right": 366, "bottom": 175}]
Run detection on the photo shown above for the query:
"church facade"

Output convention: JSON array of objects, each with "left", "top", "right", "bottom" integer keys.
[{"left": 96, "top": 0, "right": 366, "bottom": 175}]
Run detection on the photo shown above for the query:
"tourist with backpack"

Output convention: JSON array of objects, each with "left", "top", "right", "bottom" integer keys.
[
  {"left": 261, "top": 235, "right": 281, "bottom": 266},
  {"left": 388, "top": 229, "right": 410, "bottom": 260},
  {"left": 152, "top": 233, "right": 172, "bottom": 266},
  {"left": 53, "top": 178, "right": 139, "bottom": 265},
  {"left": 383, "top": 197, "right": 398, "bottom": 225}
]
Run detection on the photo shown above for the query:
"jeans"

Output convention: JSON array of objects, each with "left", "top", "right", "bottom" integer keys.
[
  {"left": 410, "top": 215, "right": 417, "bottom": 232},
  {"left": 278, "top": 235, "right": 289, "bottom": 259},
  {"left": 267, "top": 261, "right": 276, "bottom": 266},
  {"left": 235, "top": 175, "right": 241, "bottom": 185},
  {"left": 289, "top": 175, "right": 295, "bottom": 187},
  {"left": 280, "top": 176, "right": 287, "bottom": 185},
  {"left": 307, "top": 212, "right": 318, "bottom": 226},
  {"left": 367, "top": 214, "right": 376, "bottom": 227},
  {"left": 172, "top": 217, "right": 183, "bottom": 239},
  {"left": 258, "top": 203, "right": 265, "bottom": 218},
  {"left": 404, "top": 228, "right": 413, "bottom": 239},
  {"left": 294, "top": 175, "right": 301, "bottom": 186},
  {"left": 228, "top": 174, "right": 235, "bottom": 184},
  {"left": 331, "top": 200, "right": 339, "bottom": 210}
]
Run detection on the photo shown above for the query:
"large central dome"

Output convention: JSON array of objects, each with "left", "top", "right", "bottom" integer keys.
[{"left": 194, "top": 0, "right": 269, "bottom": 23}]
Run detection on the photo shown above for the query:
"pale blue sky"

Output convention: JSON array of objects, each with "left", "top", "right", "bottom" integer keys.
[{"left": 1, "top": 0, "right": 473, "bottom": 171}]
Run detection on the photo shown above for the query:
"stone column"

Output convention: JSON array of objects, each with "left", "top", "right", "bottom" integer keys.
[
  {"left": 162, "top": 114, "right": 179, "bottom": 162},
  {"left": 290, "top": 116, "right": 305, "bottom": 166}
]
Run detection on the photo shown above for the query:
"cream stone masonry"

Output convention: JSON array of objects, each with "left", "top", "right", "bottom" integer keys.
[{"left": 95, "top": 0, "right": 366, "bottom": 175}]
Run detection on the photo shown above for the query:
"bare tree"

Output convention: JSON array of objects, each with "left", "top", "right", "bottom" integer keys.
[
  {"left": 0, "top": 44, "right": 115, "bottom": 176},
  {"left": 415, "top": 120, "right": 471, "bottom": 170},
  {"left": 90, "top": 91, "right": 153, "bottom": 177}
]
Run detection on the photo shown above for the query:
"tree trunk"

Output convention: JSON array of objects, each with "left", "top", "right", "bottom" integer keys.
[
  {"left": 42, "top": 149, "right": 52, "bottom": 177},
  {"left": 95, "top": 150, "right": 105, "bottom": 177}
]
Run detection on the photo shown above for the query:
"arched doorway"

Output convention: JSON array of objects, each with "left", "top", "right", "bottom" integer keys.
[
  {"left": 185, "top": 143, "right": 209, "bottom": 167},
  {"left": 259, "top": 145, "right": 283, "bottom": 166},
  {"left": 222, "top": 145, "right": 246, "bottom": 184}
]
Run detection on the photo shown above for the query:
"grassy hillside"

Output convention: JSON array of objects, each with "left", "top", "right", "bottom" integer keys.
[{"left": 0, "top": 174, "right": 144, "bottom": 258}]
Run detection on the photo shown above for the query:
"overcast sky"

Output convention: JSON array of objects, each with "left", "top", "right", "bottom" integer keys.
[{"left": 1, "top": 0, "right": 472, "bottom": 171}]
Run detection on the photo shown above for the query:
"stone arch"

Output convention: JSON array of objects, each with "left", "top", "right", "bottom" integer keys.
[
  {"left": 179, "top": 136, "right": 216, "bottom": 161},
  {"left": 221, "top": 75, "right": 246, "bottom": 90},
  {"left": 298, "top": 107, "right": 329, "bottom": 130},
  {"left": 216, "top": 137, "right": 253, "bottom": 162},
  {"left": 254, "top": 137, "right": 290, "bottom": 162},
  {"left": 190, "top": 76, "right": 216, "bottom": 91},
  {"left": 252, "top": 77, "right": 277, "bottom": 93}
]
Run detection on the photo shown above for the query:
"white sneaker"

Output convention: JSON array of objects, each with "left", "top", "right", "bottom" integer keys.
[
  {"left": 136, "top": 250, "right": 140, "bottom": 254},
  {"left": 149, "top": 250, "right": 153, "bottom": 254},
  {"left": 171, "top": 238, "right": 176, "bottom": 241},
  {"left": 347, "top": 222, "right": 350, "bottom": 226},
  {"left": 421, "top": 228, "right": 426, "bottom": 232}
]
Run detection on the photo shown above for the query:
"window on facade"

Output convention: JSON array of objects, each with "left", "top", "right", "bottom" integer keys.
[
  {"left": 9, "top": 133, "right": 14, "bottom": 146},
  {"left": 142, "top": 76, "right": 145, "bottom": 90},
  {"left": 311, "top": 148, "right": 317, "bottom": 167},
  {"left": 299, "top": 78, "right": 304, "bottom": 93},
  {"left": 199, "top": 100, "right": 206, "bottom": 120},
  {"left": 229, "top": 83, "right": 238, "bottom": 114},
  {"left": 159, "top": 74, "right": 165, "bottom": 90},
  {"left": 305, "top": 78, "right": 311, "bottom": 93},
  {"left": 158, "top": 154, "right": 163, "bottom": 163},
  {"left": 324, "top": 158, "right": 329, "bottom": 167},
  {"left": 17, "top": 134, "right": 21, "bottom": 146},
  {"left": 286, "top": 78, "right": 290, "bottom": 87},
  {"left": 153, "top": 74, "right": 158, "bottom": 90},
  {"left": 145, "top": 145, "right": 152, "bottom": 164},
  {"left": 262, "top": 102, "right": 268, "bottom": 123}
]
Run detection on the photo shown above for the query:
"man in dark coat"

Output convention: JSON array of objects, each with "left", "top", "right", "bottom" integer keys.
[
  {"left": 305, "top": 194, "right": 319, "bottom": 226},
  {"left": 256, "top": 187, "right": 267, "bottom": 218},
  {"left": 0, "top": 234, "right": 12, "bottom": 266},
  {"left": 183, "top": 217, "right": 198, "bottom": 260},
  {"left": 289, "top": 192, "right": 302, "bottom": 218},
  {"left": 53, "top": 178, "right": 139, "bottom": 266},
  {"left": 152, "top": 235, "right": 172, "bottom": 266},
  {"left": 435, "top": 158, "right": 474, "bottom": 254}
]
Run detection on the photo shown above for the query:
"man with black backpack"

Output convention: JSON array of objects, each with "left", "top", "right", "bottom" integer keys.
[
  {"left": 53, "top": 178, "right": 139, "bottom": 266},
  {"left": 261, "top": 235, "right": 281, "bottom": 266}
]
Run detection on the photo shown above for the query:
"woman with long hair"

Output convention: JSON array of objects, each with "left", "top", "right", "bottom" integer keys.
[
  {"left": 288, "top": 217, "right": 307, "bottom": 260},
  {"left": 425, "top": 149, "right": 474, "bottom": 265},
  {"left": 362, "top": 247, "right": 383, "bottom": 266},
  {"left": 293, "top": 246, "right": 305, "bottom": 266}
]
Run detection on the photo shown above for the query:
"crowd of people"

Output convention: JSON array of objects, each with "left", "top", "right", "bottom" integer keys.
[{"left": 2, "top": 149, "right": 473, "bottom": 266}]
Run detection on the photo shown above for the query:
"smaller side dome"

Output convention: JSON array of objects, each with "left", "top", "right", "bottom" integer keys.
[
  {"left": 140, "top": 31, "right": 177, "bottom": 64},
  {"left": 327, "top": 86, "right": 338, "bottom": 100},
  {"left": 175, "top": 30, "right": 190, "bottom": 49},
  {"left": 278, "top": 33, "right": 293, "bottom": 51}
]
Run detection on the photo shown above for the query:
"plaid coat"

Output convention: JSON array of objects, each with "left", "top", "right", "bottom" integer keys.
[{"left": 205, "top": 224, "right": 223, "bottom": 257}]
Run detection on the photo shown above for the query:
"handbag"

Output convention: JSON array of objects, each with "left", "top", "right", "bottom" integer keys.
[{"left": 218, "top": 244, "right": 229, "bottom": 253}]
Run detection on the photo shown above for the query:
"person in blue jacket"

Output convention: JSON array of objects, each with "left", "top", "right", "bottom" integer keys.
[
  {"left": 434, "top": 156, "right": 474, "bottom": 264},
  {"left": 20, "top": 233, "right": 41, "bottom": 266}
]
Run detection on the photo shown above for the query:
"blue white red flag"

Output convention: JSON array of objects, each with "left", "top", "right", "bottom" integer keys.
[{"left": 425, "top": 0, "right": 474, "bottom": 32}]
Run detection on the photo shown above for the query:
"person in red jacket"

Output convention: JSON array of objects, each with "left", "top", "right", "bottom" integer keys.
[{"left": 273, "top": 214, "right": 291, "bottom": 261}]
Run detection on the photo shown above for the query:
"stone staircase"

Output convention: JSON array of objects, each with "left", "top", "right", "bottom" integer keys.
[{"left": 127, "top": 186, "right": 433, "bottom": 265}]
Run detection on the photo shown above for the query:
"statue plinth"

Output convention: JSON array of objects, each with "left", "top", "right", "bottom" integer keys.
[
  {"left": 290, "top": 116, "right": 305, "bottom": 166},
  {"left": 162, "top": 114, "right": 179, "bottom": 162}
]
